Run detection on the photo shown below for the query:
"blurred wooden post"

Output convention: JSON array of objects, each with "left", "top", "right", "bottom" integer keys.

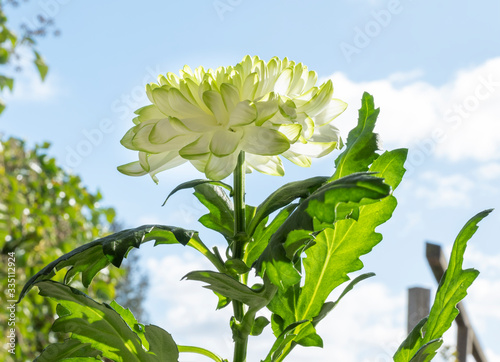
[
  {"left": 407, "top": 287, "right": 430, "bottom": 333},
  {"left": 457, "top": 322, "right": 473, "bottom": 361},
  {"left": 426, "top": 242, "right": 488, "bottom": 362}
]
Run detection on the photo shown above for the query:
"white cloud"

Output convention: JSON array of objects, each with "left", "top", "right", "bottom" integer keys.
[
  {"left": 144, "top": 252, "right": 235, "bottom": 359},
  {"left": 476, "top": 162, "right": 500, "bottom": 180},
  {"left": 487, "top": 348, "right": 500, "bottom": 362},
  {"left": 414, "top": 171, "right": 474, "bottom": 208},
  {"left": 463, "top": 245, "right": 500, "bottom": 278},
  {"left": 287, "top": 281, "right": 406, "bottom": 362},
  {"left": 387, "top": 69, "right": 425, "bottom": 84},
  {"left": 326, "top": 57, "right": 500, "bottom": 164}
]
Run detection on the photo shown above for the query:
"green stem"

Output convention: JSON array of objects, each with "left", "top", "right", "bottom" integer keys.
[
  {"left": 232, "top": 151, "right": 248, "bottom": 362},
  {"left": 233, "top": 333, "right": 249, "bottom": 362},
  {"left": 178, "top": 345, "right": 226, "bottom": 362},
  {"left": 188, "top": 234, "right": 226, "bottom": 272},
  {"left": 233, "top": 151, "right": 246, "bottom": 259}
]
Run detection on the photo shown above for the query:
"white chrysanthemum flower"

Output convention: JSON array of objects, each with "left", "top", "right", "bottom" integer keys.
[{"left": 118, "top": 56, "right": 347, "bottom": 182}]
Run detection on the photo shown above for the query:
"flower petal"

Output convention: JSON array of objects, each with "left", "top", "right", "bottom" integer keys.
[
  {"left": 228, "top": 101, "right": 257, "bottom": 127},
  {"left": 131, "top": 124, "right": 160, "bottom": 152},
  {"left": 278, "top": 99, "right": 297, "bottom": 120},
  {"left": 190, "top": 154, "right": 209, "bottom": 173},
  {"left": 288, "top": 64, "right": 305, "bottom": 95},
  {"left": 274, "top": 67, "right": 292, "bottom": 95},
  {"left": 254, "top": 96, "right": 279, "bottom": 126},
  {"left": 117, "top": 161, "right": 147, "bottom": 176},
  {"left": 134, "top": 105, "right": 166, "bottom": 122},
  {"left": 153, "top": 87, "right": 207, "bottom": 119},
  {"left": 313, "top": 98, "right": 348, "bottom": 126},
  {"left": 205, "top": 152, "right": 239, "bottom": 181},
  {"left": 178, "top": 115, "right": 218, "bottom": 132},
  {"left": 180, "top": 134, "right": 211, "bottom": 159},
  {"left": 203, "top": 90, "right": 230, "bottom": 125},
  {"left": 147, "top": 151, "right": 186, "bottom": 172},
  {"left": 288, "top": 123, "right": 339, "bottom": 158},
  {"left": 275, "top": 123, "right": 302, "bottom": 143},
  {"left": 149, "top": 119, "right": 183, "bottom": 144},
  {"left": 246, "top": 154, "right": 284, "bottom": 176},
  {"left": 282, "top": 150, "right": 312, "bottom": 167},
  {"left": 299, "top": 80, "right": 333, "bottom": 116},
  {"left": 298, "top": 115, "right": 315, "bottom": 140},
  {"left": 210, "top": 128, "right": 243, "bottom": 157},
  {"left": 151, "top": 87, "right": 175, "bottom": 116},
  {"left": 146, "top": 83, "right": 159, "bottom": 103},
  {"left": 144, "top": 151, "right": 187, "bottom": 183},
  {"left": 241, "top": 127, "right": 290, "bottom": 155},
  {"left": 220, "top": 83, "right": 241, "bottom": 111},
  {"left": 241, "top": 72, "right": 258, "bottom": 100},
  {"left": 125, "top": 119, "right": 195, "bottom": 154},
  {"left": 310, "top": 123, "right": 341, "bottom": 143},
  {"left": 120, "top": 127, "right": 138, "bottom": 150},
  {"left": 303, "top": 70, "right": 318, "bottom": 94},
  {"left": 185, "top": 78, "right": 211, "bottom": 112},
  {"left": 153, "top": 88, "right": 217, "bottom": 132}
]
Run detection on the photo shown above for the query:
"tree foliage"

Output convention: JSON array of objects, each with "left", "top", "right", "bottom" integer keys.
[
  {"left": 0, "top": 137, "right": 122, "bottom": 361},
  {"left": 0, "top": 1, "right": 53, "bottom": 114}
]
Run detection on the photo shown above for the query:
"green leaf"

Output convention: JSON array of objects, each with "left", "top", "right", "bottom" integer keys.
[
  {"left": 36, "top": 280, "right": 179, "bottom": 362},
  {"left": 183, "top": 270, "right": 269, "bottom": 309},
  {"left": 256, "top": 173, "right": 392, "bottom": 290},
  {"left": 245, "top": 204, "right": 298, "bottom": 268},
  {"left": 0, "top": 75, "right": 14, "bottom": 91},
  {"left": 292, "top": 322, "right": 322, "bottom": 348},
  {"left": 194, "top": 183, "right": 234, "bottom": 238},
  {"left": 110, "top": 300, "right": 148, "bottom": 349},
  {"left": 34, "top": 339, "right": 102, "bottom": 361},
  {"left": 251, "top": 316, "right": 270, "bottom": 336},
  {"left": 247, "top": 176, "right": 329, "bottom": 236},
  {"left": 214, "top": 290, "right": 231, "bottom": 310},
  {"left": 0, "top": 48, "right": 9, "bottom": 64},
  {"left": 296, "top": 231, "right": 376, "bottom": 321},
  {"left": 394, "top": 209, "right": 493, "bottom": 362},
  {"left": 0, "top": 97, "right": 5, "bottom": 115},
  {"left": 264, "top": 151, "right": 406, "bottom": 353},
  {"left": 312, "top": 272, "right": 375, "bottom": 327},
  {"left": 261, "top": 320, "right": 308, "bottom": 362},
  {"left": 269, "top": 216, "right": 389, "bottom": 344},
  {"left": 369, "top": 149, "right": 408, "bottom": 190},
  {"left": 19, "top": 225, "right": 196, "bottom": 301},
  {"left": 332, "top": 92, "right": 381, "bottom": 180},
  {"left": 409, "top": 339, "right": 443, "bottom": 362},
  {"left": 395, "top": 317, "right": 428, "bottom": 356},
  {"left": 144, "top": 325, "right": 179, "bottom": 361},
  {"left": 225, "top": 258, "right": 251, "bottom": 275},
  {"left": 34, "top": 50, "right": 49, "bottom": 81},
  {"left": 162, "top": 179, "right": 233, "bottom": 206}
]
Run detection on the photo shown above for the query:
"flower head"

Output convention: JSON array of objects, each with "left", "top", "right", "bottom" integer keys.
[{"left": 118, "top": 56, "right": 347, "bottom": 182}]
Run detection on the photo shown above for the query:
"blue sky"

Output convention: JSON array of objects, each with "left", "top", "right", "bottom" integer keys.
[{"left": 2, "top": 1, "right": 500, "bottom": 361}]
